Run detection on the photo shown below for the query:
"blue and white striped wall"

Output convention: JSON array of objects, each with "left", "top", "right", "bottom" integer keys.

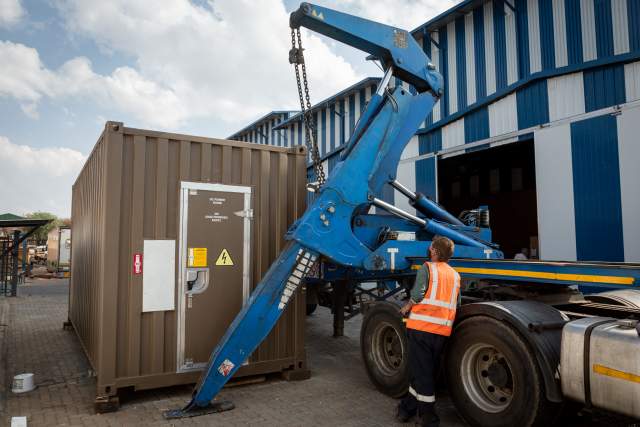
[
  {"left": 228, "top": 111, "right": 295, "bottom": 146},
  {"left": 534, "top": 101, "right": 640, "bottom": 262},
  {"left": 395, "top": 60, "right": 640, "bottom": 262},
  {"left": 414, "top": 0, "right": 640, "bottom": 129},
  {"left": 276, "top": 78, "right": 379, "bottom": 162}
]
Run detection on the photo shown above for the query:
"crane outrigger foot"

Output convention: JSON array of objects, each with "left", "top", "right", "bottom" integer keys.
[{"left": 163, "top": 399, "right": 235, "bottom": 419}]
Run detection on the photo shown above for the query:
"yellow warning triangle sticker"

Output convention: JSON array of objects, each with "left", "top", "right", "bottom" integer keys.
[{"left": 215, "top": 248, "right": 234, "bottom": 266}]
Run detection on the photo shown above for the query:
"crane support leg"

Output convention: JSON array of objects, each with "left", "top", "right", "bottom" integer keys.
[{"left": 164, "top": 243, "right": 318, "bottom": 419}]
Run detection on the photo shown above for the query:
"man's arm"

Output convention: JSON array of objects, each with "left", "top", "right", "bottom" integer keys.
[
  {"left": 400, "top": 264, "right": 429, "bottom": 315},
  {"left": 410, "top": 265, "right": 429, "bottom": 303}
]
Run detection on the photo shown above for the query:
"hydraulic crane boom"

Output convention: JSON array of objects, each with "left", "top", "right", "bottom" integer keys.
[{"left": 165, "top": 3, "right": 496, "bottom": 418}]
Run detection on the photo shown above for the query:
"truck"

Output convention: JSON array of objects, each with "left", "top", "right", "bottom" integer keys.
[{"left": 164, "top": 4, "right": 640, "bottom": 425}]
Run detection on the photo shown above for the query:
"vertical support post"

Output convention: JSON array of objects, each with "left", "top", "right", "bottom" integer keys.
[
  {"left": 21, "top": 235, "right": 26, "bottom": 272},
  {"left": 11, "top": 230, "right": 20, "bottom": 297},
  {"left": 332, "top": 281, "right": 347, "bottom": 337}
]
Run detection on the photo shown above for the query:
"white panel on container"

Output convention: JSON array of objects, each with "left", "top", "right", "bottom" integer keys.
[
  {"left": 442, "top": 119, "right": 465, "bottom": 150},
  {"left": 528, "top": 0, "right": 542, "bottom": 73},
  {"left": 581, "top": 0, "right": 597, "bottom": 61},
  {"left": 447, "top": 21, "right": 458, "bottom": 114},
  {"left": 553, "top": 0, "right": 568, "bottom": 67},
  {"left": 484, "top": 1, "right": 497, "bottom": 95},
  {"left": 489, "top": 93, "right": 518, "bottom": 136},
  {"left": 534, "top": 125, "right": 577, "bottom": 261},
  {"left": 548, "top": 72, "right": 586, "bottom": 121},
  {"left": 143, "top": 240, "right": 176, "bottom": 312},
  {"left": 625, "top": 61, "right": 640, "bottom": 102},
  {"left": 465, "top": 12, "right": 477, "bottom": 105},
  {"left": 617, "top": 105, "right": 640, "bottom": 262},
  {"left": 505, "top": 4, "right": 518, "bottom": 84},
  {"left": 401, "top": 136, "right": 419, "bottom": 160},
  {"left": 396, "top": 160, "right": 417, "bottom": 215},
  {"left": 612, "top": 0, "right": 630, "bottom": 55}
]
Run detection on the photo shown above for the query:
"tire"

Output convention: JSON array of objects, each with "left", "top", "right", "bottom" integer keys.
[
  {"left": 445, "top": 316, "right": 558, "bottom": 427},
  {"left": 360, "top": 302, "right": 408, "bottom": 398},
  {"left": 306, "top": 303, "right": 318, "bottom": 316}
]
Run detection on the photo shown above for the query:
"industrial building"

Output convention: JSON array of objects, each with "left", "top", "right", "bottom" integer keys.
[{"left": 230, "top": 0, "right": 640, "bottom": 262}]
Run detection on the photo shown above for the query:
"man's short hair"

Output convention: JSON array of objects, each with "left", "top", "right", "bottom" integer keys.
[{"left": 431, "top": 235, "right": 455, "bottom": 262}]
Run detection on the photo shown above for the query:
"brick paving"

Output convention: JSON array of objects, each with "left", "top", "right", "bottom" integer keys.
[
  {"left": 0, "top": 278, "right": 464, "bottom": 427},
  {"left": 0, "top": 279, "right": 627, "bottom": 427}
]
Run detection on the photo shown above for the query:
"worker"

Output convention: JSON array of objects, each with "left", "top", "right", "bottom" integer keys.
[
  {"left": 396, "top": 235, "right": 460, "bottom": 427},
  {"left": 514, "top": 248, "right": 528, "bottom": 260}
]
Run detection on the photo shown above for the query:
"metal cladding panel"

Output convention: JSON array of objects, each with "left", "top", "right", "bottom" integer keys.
[
  {"left": 70, "top": 122, "right": 308, "bottom": 396},
  {"left": 583, "top": 63, "right": 626, "bottom": 112},
  {"left": 547, "top": 72, "right": 586, "bottom": 121},
  {"left": 625, "top": 61, "right": 640, "bottom": 101},
  {"left": 570, "top": 114, "right": 625, "bottom": 262},
  {"left": 617, "top": 104, "right": 640, "bottom": 262},
  {"left": 516, "top": 79, "right": 550, "bottom": 129}
]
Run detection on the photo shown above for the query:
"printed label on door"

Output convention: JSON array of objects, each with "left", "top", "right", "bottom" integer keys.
[
  {"left": 215, "top": 248, "right": 234, "bottom": 266},
  {"left": 188, "top": 247, "right": 207, "bottom": 267}
]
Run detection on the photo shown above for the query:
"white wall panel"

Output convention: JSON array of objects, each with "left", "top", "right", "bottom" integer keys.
[
  {"left": 553, "top": 0, "right": 568, "bottom": 67},
  {"left": 334, "top": 101, "right": 340, "bottom": 149},
  {"left": 401, "top": 135, "right": 420, "bottom": 160},
  {"left": 396, "top": 160, "right": 417, "bottom": 215},
  {"left": 547, "top": 72, "right": 586, "bottom": 121},
  {"left": 534, "top": 125, "right": 577, "bottom": 261},
  {"left": 581, "top": 0, "right": 597, "bottom": 61},
  {"left": 442, "top": 119, "right": 465, "bottom": 150},
  {"left": 484, "top": 1, "right": 497, "bottom": 95},
  {"left": 624, "top": 61, "right": 640, "bottom": 102},
  {"left": 528, "top": 0, "right": 542, "bottom": 73},
  {"left": 142, "top": 240, "right": 176, "bottom": 312},
  {"left": 465, "top": 12, "right": 477, "bottom": 105},
  {"left": 505, "top": 4, "right": 518, "bottom": 84},
  {"left": 488, "top": 93, "right": 518, "bottom": 136},
  {"left": 447, "top": 21, "right": 458, "bottom": 114},
  {"left": 612, "top": 0, "right": 630, "bottom": 55},
  {"left": 617, "top": 105, "right": 640, "bottom": 261}
]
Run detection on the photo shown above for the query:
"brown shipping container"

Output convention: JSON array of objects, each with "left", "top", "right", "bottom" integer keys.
[{"left": 70, "top": 121, "right": 309, "bottom": 401}]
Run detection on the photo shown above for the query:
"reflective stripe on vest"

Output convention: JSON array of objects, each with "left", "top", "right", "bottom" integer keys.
[{"left": 407, "top": 262, "right": 460, "bottom": 336}]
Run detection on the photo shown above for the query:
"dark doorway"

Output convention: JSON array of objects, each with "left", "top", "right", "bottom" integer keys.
[{"left": 437, "top": 140, "right": 538, "bottom": 259}]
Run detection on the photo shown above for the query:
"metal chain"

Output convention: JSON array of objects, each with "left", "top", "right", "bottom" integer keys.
[{"left": 290, "top": 28, "right": 325, "bottom": 185}]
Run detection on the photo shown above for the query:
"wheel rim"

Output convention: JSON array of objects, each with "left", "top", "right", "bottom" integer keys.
[
  {"left": 370, "top": 321, "right": 404, "bottom": 376},
  {"left": 460, "top": 342, "right": 514, "bottom": 413}
]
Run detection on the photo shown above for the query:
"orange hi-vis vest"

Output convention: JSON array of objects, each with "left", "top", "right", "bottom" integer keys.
[{"left": 406, "top": 261, "right": 461, "bottom": 336}]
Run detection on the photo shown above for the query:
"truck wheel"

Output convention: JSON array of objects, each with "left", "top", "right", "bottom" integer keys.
[
  {"left": 360, "top": 302, "right": 408, "bottom": 398},
  {"left": 445, "top": 316, "right": 557, "bottom": 427}
]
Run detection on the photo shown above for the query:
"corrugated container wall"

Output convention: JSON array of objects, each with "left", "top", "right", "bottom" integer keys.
[{"left": 70, "top": 122, "right": 308, "bottom": 399}]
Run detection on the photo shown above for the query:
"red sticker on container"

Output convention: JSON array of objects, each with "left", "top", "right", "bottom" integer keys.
[{"left": 133, "top": 253, "right": 143, "bottom": 275}]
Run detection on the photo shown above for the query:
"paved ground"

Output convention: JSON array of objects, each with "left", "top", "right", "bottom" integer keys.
[
  {"left": 0, "top": 278, "right": 464, "bottom": 427},
  {"left": 0, "top": 279, "right": 634, "bottom": 426}
]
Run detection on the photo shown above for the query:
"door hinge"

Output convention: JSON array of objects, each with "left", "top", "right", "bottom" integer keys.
[{"left": 234, "top": 209, "right": 254, "bottom": 219}]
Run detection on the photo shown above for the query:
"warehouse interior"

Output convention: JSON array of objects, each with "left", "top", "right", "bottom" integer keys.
[{"left": 437, "top": 141, "right": 538, "bottom": 259}]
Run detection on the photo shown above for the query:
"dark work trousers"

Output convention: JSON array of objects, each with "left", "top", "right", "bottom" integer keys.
[{"left": 399, "top": 328, "right": 447, "bottom": 424}]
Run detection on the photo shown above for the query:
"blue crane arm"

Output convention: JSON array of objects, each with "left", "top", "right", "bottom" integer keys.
[
  {"left": 165, "top": 4, "right": 456, "bottom": 418},
  {"left": 289, "top": 3, "right": 442, "bottom": 94}
]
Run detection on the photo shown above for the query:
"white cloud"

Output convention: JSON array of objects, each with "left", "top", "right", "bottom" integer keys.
[
  {"left": 0, "top": 41, "right": 188, "bottom": 127},
  {"left": 0, "top": 136, "right": 86, "bottom": 217},
  {"left": 50, "top": 0, "right": 360, "bottom": 130},
  {"left": 0, "top": 0, "right": 25, "bottom": 27}
]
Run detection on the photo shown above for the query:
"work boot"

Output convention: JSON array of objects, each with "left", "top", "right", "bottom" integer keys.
[
  {"left": 416, "top": 403, "right": 439, "bottom": 427},
  {"left": 396, "top": 406, "right": 415, "bottom": 423}
]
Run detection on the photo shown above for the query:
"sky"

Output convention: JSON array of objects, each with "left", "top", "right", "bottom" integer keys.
[{"left": 0, "top": 0, "right": 458, "bottom": 218}]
